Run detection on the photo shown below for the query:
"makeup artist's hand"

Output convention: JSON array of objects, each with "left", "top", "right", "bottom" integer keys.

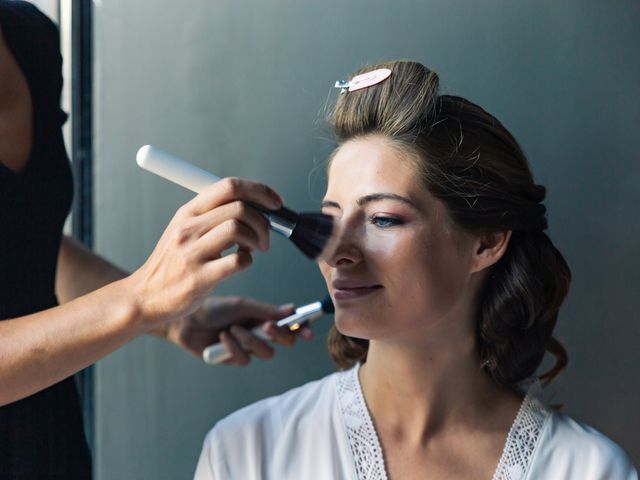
[
  {"left": 165, "top": 296, "right": 314, "bottom": 365},
  {"left": 126, "top": 178, "right": 281, "bottom": 331}
]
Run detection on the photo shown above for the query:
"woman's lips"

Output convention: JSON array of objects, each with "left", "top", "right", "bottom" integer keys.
[{"left": 332, "top": 285, "right": 383, "bottom": 301}]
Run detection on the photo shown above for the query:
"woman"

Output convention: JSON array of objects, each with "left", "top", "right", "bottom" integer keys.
[
  {"left": 0, "top": 2, "right": 307, "bottom": 477},
  {"left": 194, "top": 61, "right": 637, "bottom": 479}
]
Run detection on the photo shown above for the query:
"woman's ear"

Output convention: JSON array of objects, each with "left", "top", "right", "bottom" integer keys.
[{"left": 469, "top": 230, "right": 512, "bottom": 273}]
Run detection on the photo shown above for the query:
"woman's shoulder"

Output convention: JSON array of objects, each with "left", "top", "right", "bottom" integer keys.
[
  {"left": 195, "top": 369, "right": 358, "bottom": 479},
  {"left": 205, "top": 369, "right": 343, "bottom": 446},
  {"left": 528, "top": 409, "right": 637, "bottom": 479}
]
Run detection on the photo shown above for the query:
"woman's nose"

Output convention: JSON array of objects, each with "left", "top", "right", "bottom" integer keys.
[{"left": 320, "top": 218, "right": 363, "bottom": 268}]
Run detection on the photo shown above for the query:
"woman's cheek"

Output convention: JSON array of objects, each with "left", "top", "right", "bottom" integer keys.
[
  {"left": 361, "top": 228, "right": 406, "bottom": 258},
  {"left": 318, "top": 262, "right": 332, "bottom": 284}
]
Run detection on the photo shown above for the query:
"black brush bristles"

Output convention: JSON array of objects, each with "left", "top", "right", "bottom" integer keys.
[
  {"left": 247, "top": 203, "right": 334, "bottom": 260},
  {"left": 320, "top": 295, "right": 335, "bottom": 314},
  {"left": 289, "top": 212, "right": 335, "bottom": 259}
]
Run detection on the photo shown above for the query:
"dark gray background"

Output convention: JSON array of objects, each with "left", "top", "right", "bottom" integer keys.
[{"left": 92, "top": 1, "right": 639, "bottom": 477}]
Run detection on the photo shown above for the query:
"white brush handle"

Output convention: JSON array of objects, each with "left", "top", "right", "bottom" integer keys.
[
  {"left": 202, "top": 327, "right": 271, "bottom": 365},
  {"left": 136, "top": 145, "right": 220, "bottom": 193},
  {"left": 137, "top": 144, "right": 301, "bottom": 242}
]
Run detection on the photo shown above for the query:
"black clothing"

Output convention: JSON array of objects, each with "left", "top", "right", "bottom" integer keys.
[{"left": 0, "top": 1, "right": 91, "bottom": 478}]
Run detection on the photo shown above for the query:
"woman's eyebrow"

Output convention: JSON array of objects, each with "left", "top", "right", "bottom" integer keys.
[
  {"left": 321, "top": 193, "right": 418, "bottom": 210},
  {"left": 358, "top": 193, "right": 418, "bottom": 209},
  {"left": 321, "top": 200, "right": 341, "bottom": 209}
]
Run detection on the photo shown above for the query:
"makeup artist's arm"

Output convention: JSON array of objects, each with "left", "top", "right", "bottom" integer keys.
[
  {"left": 0, "top": 179, "right": 283, "bottom": 405},
  {"left": 55, "top": 235, "right": 127, "bottom": 303},
  {"left": 56, "top": 235, "right": 304, "bottom": 364}
]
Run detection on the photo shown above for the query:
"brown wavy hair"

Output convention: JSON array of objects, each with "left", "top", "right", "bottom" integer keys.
[{"left": 326, "top": 60, "right": 571, "bottom": 389}]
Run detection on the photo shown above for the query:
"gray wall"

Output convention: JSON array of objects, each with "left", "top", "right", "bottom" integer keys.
[{"left": 92, "top": 1, "right": 640, "bottom": 478}]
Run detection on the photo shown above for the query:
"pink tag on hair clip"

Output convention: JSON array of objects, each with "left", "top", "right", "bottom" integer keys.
[{"left": 334, "top": 68, "right": 392, "bottom": 93}]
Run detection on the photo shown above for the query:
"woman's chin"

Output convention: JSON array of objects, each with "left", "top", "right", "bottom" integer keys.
[{"left": 334, "top": 315, "right": 378, "bottom": 340}]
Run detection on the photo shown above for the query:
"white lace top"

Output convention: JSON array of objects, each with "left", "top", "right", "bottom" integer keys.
[{"left": 195, "top": 365, "right": 637, "bottom": 480}]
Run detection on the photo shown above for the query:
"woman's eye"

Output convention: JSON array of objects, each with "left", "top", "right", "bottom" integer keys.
[{"left": 370, "top": 215, "right": 403, "bottom": 228}]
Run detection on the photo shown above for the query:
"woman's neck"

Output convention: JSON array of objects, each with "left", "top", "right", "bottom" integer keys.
[{"left": 359, "top": 335, "right": 519, "bottom": 446}]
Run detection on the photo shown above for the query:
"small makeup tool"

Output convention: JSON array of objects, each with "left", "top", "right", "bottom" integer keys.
[
  {"left": 136, "top": 145, "right": 334, "bottom": 259},
  {"left": 202, "top": 295, "right": 334, "bottom": 365}
]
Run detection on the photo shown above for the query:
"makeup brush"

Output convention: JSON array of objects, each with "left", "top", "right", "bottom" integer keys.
[
  {"left": 202, "top": 295, "right": 334, "bottom": 365},
  {"left": 136, "top": 145, "right": 334, "bottom": 259}
]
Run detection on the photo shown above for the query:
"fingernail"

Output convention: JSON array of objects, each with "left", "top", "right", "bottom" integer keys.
[
  {"left": 264, "top": 321, "right": 277, "bottom": 340},
  {"left": 278, "top": 303, "right": 295, "bottom": 312},
  {"left": 301, "top": 329, "right": 315, "bottom": 341},
  {"left": 269, "top": 191, "right": 283, "bottom": 209}
]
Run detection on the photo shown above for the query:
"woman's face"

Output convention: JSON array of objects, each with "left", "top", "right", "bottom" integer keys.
[{"left": 319, "top": 135, "right": 480, "bottom": 344}]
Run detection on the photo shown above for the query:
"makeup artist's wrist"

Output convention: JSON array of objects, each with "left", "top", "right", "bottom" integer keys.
[
  {"left": 93, "top": 276, "right": 150, "bottom": 337},
  {"left": 114, "top": 273, "right": 170, "bottom": 334}
]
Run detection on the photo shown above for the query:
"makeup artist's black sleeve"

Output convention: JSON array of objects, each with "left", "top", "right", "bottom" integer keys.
[{"left": 0, "top": 2, "right": 91, "bottom": 478}]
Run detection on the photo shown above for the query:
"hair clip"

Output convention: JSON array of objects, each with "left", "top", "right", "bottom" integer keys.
[{"left": 334, "top": 68, "right": 392, "bottom": 93}]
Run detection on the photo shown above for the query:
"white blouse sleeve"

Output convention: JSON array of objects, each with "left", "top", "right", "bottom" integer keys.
[
  {"left": 527, "top": 411, "right": 638, "bottom": 479},
  {"left": 191, "top": 372, "right": 355, "bottom": 480},
  {"left": 193, "top": 428, "right": 227, "bottom": 480}
]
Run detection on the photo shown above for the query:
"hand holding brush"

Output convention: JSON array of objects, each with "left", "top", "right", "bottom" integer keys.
[{"left": 136, "top": 145, "right": 335, "bottom": 260}]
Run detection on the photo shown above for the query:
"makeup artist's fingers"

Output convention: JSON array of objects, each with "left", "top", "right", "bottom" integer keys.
[
  {"left": 193, "top": 201, "right": 271, "bottom": 252},
  {"left": 197, "top": 219, "right": 262, "bottom": 259},
  {"left": 299, "top": 326, "right": 315, "bottom": 341},
  {"left": 218, "top": 331, "right": 250, "bottom": 366},
  {"left": 187, "top": 177, "right": 283, "bottom": 216},
  {"left": 202, "top": 249, "right": 254, "bottom": 284},
  {"left": 128, "top": 191, "right": 272, "bottom": 329},
  {"left": 262, "top": 321, "right": 297, "bottom": 347},
  {"left": 229, "top": 326, "right": 275, "bottom": 360},
  {"left": 263, "top": 322, "right": 315, "bottom": 346}
]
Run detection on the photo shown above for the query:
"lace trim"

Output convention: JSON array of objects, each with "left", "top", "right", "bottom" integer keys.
[
  {"left": 336, "top": 365, "right": 550, "bottom": 480},
  {"left": 491, "top": 390, "right": 550, "bottom": 480},
  {"left": 336, "top": 365, "right": 388, "bottom": 480}
]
